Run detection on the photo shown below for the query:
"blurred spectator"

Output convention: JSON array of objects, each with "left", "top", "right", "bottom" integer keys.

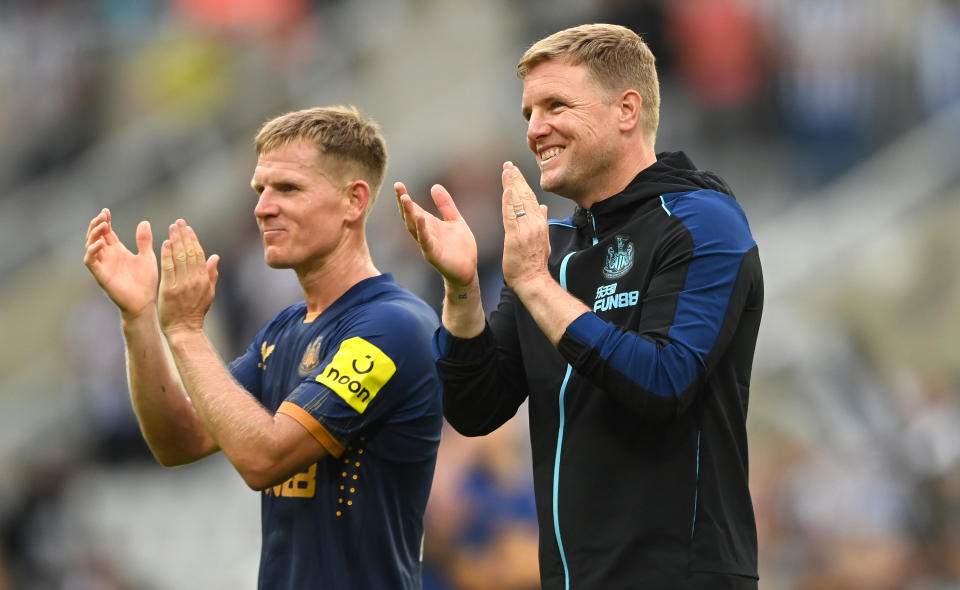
[
  {"left": 767, "top": 0, "right": 888, "bottom": 188},
  {"left": 664, "top": 0, "right": 773, "bottom": 141},
  {"left": 169, "top": 0, "right": 324, "bottom": 73},
  {"left": 61, "top": 287, "right": 152, "bottom": 464},
  {"left": 0, "top": 0, "right": 106, "bottom": 188},
  {"left": 915, "top": 0, "right": 960, "bottom": 116},
  {"left": 595, "top": 0, "right": 673, "bottom": 80},
  {"left": 111, "top": 26, "right": 233, "bottom": 132},
  {"left": 423, "top": 418, "right": 539, "bottom": 590}
]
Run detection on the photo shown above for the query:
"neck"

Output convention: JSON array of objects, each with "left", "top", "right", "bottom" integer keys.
[
  {"left": 577, "top": 139, "right": 657, "bottom": 209},
  {"left": 296, "top": 235, "right": 379, "bottom": 314}
]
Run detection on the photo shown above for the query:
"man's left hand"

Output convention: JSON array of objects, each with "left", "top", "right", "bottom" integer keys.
[
  {"left": 501, "top": 162, "right": 551, "bottom": 294},
  {"left": 158, "top": 219, "right": 220, "bottom": 338}
]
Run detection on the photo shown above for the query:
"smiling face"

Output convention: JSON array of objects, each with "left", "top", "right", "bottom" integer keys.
[
  {"left": 522, "top": 60, "right": 624, "bottom": 206},
  {"left": 250, "top": 139, "right": 349, "bottom": 271}
]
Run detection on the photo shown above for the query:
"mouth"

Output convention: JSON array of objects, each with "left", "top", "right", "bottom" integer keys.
[
  {"left": 261, "top": 228, "right": 286, "bottom": 240},
  {"left": 539, "top": 146, "right": 564, "bottom": 163}
]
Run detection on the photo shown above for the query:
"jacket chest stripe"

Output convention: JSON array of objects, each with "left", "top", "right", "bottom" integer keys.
[
  {"left": 554, "top": 365, "right": 573, "bottom": 590},
  {"left": 559, "top": 251, "right": 576, "bottom": 290},
  {"left": 555, "top": 250, "right": 577, "bottom": 589}
]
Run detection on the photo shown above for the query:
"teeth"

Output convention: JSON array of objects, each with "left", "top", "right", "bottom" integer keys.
[{"left": 540, "top": 147, "right": 563, "bottom": 162}]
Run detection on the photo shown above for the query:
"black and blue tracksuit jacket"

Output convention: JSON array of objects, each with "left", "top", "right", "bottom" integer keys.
[{"left": 433, "top": 151, "right": 763, "bottom": 589}]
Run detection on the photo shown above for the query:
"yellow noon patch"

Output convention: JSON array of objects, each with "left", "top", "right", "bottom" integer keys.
[{"left": 316, "top": 337, "right": 396, "bottom": 414}]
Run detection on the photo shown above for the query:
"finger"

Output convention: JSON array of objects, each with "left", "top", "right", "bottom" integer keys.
[
  {"left": 430, "top": 184, "right": 462, "bottom": 222},
  {"left": 180, "top": 223, "right": 205, "bottom": 269},
  {"left": 397, "top": 193, "right": 422, "bottom": 238},
  {"left": 504, "top": 162, "right": 539, "bottom": 210},
  {"left": 85, "top": 220, "right": 108, "bottom": 250},
  {"left": 413, "top": 209, "right": 435, "bottom": 253},
  {"left": 160, "top": 239, "right": 176, "bottom": 287},
  {"left": 135, "top": 220, "right": 153, "bottom": 257},
  {"left": 169, "top": 221, "right": 187, "bottom": 266},
  {"left": 394, "top": 182, "right": 409, "bottom": 221},
  {"left": 85, "top": 209, "right": 108, "bottom": 243},
  {"left": 501, "top": 186, "right": 521, "bottom": 229},
  {"left": 102, "top": 208, "right": 119, "bottom": 246},
  {"left": 84, "top": 237, "right": 105, "bottom": 267},
  {"left": 501, "top": 167, "right": 526, "bottom": 217},
  {"left": 206, "top": 254, "right": 220, "bottom": 288}
]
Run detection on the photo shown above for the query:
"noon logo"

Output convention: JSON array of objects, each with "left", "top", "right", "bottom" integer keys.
[{"left": 316, "top": 337, "right": 396, "bottom": 414}]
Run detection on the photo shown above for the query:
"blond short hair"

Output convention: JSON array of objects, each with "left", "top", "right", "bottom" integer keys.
[
  {"left": 255, "top": 105, "right": 387, "bottom": 201},
  {"left": 517, "top": 24, "right": 660, "bottom": 141}
]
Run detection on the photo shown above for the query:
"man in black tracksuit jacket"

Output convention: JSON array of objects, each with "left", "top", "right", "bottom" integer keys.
[{"left": 396, "top": 24, "right": 762, "bottom": 590}]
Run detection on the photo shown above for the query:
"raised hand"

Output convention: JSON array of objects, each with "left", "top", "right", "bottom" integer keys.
[
  {"left": 84, "top": 208, "right": 159, "bottom": 318},
  {"left": 394, "top": 181, "right": 479, "bottom": 290},
  {"left": 157, "top": 219, "right": 220, "bottom": 337},
  {"left": 500, "top": 162, "right": 550, "bottom": 291}
]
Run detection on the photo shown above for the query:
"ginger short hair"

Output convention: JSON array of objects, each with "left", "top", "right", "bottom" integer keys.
[
  {"left": 517, "top": 24, "right": 660, "bottom": 141},
  {"left": 255, "top": 105, "right": 387, "bottom": 201}
]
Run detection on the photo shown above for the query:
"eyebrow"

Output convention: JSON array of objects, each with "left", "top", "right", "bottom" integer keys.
[
  {"left": 521, "top": 92, "right": 565, "bottom": 121},
  {"left": 250, "top": 172, "right": 299, "bottom": 192}
]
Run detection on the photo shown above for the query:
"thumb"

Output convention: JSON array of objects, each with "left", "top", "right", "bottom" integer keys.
[
  {"left": 431, "top": 184, "right": 461, "bottom": 222},
  {"left": 207, "top": 254, "right": 220, "bottom": 285},
  {"left": 135, "top": 220, "right": 154, "bottom": 256}
]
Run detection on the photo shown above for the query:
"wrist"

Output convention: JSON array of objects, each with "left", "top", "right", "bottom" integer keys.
[
  {"left": 120, "top": 305, "right": 158, "bottom": 333},
  {"left": 510, "top": 271, "right": 553, "bottom": 302},
  {"left": 442, "top": 274, "right": 481, "bottom": 305},
  {"left": 441, "top": 275, "right": 485, "bottom": 339},
  {"left": 162, "top": 326, "right": 205, "bottom": 350}
]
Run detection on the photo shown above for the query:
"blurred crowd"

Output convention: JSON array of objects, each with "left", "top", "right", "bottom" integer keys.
[{"left": 1, "top": 0, "right": 959, "bottom": 588}]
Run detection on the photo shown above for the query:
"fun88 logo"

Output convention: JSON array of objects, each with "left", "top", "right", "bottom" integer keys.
[{"left": 594, "top": 282, "right": 639, "bottom": 312}]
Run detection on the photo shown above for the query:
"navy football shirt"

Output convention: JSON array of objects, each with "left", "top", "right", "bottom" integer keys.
[{"left": 229, "top": 274, "right": 442, "bottom": 590}]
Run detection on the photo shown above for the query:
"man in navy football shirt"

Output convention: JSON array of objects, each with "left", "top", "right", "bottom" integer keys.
[{"left": 84, "top": 106, "right": 442, "bottom": 589}]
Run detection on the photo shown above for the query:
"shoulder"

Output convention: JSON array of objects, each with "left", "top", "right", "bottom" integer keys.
[
  {"left": 336, "top": 285, "right": 439, "bottom": 357},
  {"left": 360, "top": 284, "right": 438, "bottom": 331},
  {"left": 659, "top": 189, "right": 756, "bottom": 252}
]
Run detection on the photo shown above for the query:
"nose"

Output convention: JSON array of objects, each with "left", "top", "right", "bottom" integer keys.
[
  {"left": 526, "top": 111, "right": 550, "bottom": 149},
  {"left": 254, "top": 188, "right": 278, "bottom": 219}
]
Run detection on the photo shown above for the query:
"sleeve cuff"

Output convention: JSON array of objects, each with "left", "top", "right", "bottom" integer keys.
[
  {"left": 277, "top": 401, "right": 346, "bottom": 458},
  {"left": 564, "top": 312, "right": 605, "bottom": 348},
  {"left": 432, "top": 323, "right": 495, "bottom": 361}
]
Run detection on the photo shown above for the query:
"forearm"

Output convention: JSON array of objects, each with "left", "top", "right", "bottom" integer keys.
[
  {"left": 437, "top": 324, "right": 527, "bottom": 436},
  {"left": 511, "top": 274, "right": 589, "bottom": 346},
  {"left": 440, "top": 274, "right": 486, "bottom": 338},
  {"left": 164, "top": 329, "right": 313, "bottom": 489},
  {"left": 121, "top": 311, "right": 217, "bottom": 465}
]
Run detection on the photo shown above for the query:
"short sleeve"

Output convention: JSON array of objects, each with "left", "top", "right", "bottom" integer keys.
[
  {"left": 228, "top": 331, "right": 267, "bottom": 400},
  {"left": 278, "top": 300, "right": 439, "bottom": 458}
]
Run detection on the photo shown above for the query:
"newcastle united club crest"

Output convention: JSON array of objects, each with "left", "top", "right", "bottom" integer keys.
[
  {"left": 299, "top": 335, "right": 324, "bottom": 376},
  {"left": 602, "top": 235, "right": 635, "bottom": 280}
]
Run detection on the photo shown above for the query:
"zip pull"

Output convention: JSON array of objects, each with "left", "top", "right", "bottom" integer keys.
[{"left": 585, "top": 210, "right": 599, "bottom": 246}]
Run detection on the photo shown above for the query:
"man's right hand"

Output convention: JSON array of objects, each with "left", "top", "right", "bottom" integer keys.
[
  {"left": 394, "top": 182, "right": 479, "bottom": 290},
  {"left": 84, "top": 208, "right": 159, "bottom": 319}
]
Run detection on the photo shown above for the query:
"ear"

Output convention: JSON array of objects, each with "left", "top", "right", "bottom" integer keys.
[
  {"left": 617, "top": 89, "right": 642, "bottom": 133},
  {"left": 344, "top": 179, "right": 371, "bottom": 223}
]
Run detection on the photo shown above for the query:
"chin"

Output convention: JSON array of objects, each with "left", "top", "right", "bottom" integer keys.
[
  {"left": 539, "top": 174, "right": 556, "bottom": 192},
  {"left": 263, "top": 253, "right": 293, "bottom": 269}
]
